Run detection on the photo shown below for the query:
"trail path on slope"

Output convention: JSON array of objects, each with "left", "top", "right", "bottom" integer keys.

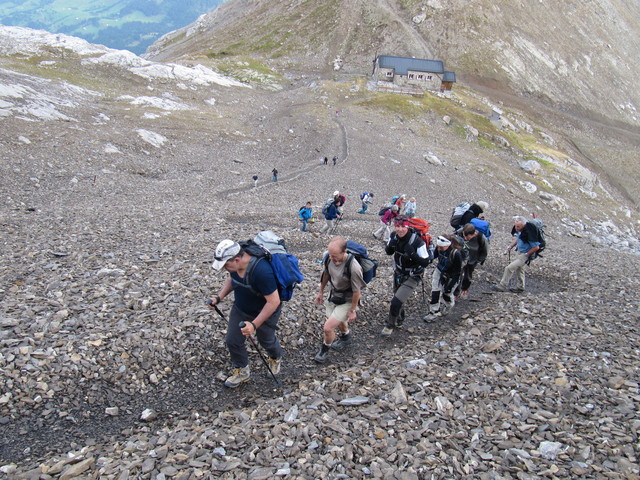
[{"left": 217, "top": 113, "right": 350, "bottom": 197}]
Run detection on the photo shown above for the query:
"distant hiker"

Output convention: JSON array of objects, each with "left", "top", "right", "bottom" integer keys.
[
  {"left": 272, "top": 168, "right": 278, "bottom": 182},
  {"left": 332, "top": 156, "right": 338, "bottom": 166},
  {"left": 252, "top": 175, "right": 258, "bottom": 188},
  {"left": 314, "top": 237, "right": 366, "bottom": 363},
  {"left": 323, "top": 156, "right": 328, "bottom": 165},
  {"left": 395, "top": 194, "right": 407, "bottom": 212},
  {"left": 298, "top": 202, "right": 313, "bottom": 232},
  {"left": 456, "top": 223, "right": 489, "bottom": 299},
  {"left": 358, "top": 192, "right": 374, "bottom": 214},
  {"left": 373, "top": 205, "right": 399, "bottom": 241},
  {"left": 319, "top": 198, "right": 339, "bottom": 235},
  {"left": 450, "top": 201, "right": 489, "bottom": 230},
  {"left": 423, "top": 234, "right": 464, "bottom": 322},
  {"left": 381, "top": 216, "right": 432, "bottom": 337},
  {"left": 208, "top": 239, "right": 283, "bottom": 388},
  {"left": 404, "top": 197, "right": 417, "bottom": 218},
  {"left": 333, "top": 190, "right": 346, "bottom": 217},
  {"left": 493, "top": 216, "right": 542, "bottom": 293}
]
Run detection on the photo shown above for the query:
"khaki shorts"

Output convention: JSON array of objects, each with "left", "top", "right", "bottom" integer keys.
[{"left": 325, "top": 300, "right": 352, "bottom": 323}]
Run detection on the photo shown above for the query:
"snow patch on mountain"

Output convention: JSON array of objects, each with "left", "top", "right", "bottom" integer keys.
[
  {"left": 0, "top": 67, "right": 101, "bottom": 121},
  {"left": 118, "top": 95, "right": 192, "bottom": 111},
  {"left": 0, "top": 26, "right": 249, "bottom": 89}
]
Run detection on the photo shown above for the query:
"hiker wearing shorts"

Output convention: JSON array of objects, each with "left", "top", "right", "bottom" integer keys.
[
  {"left": 314, "top": 237, "right": 366, "bottom": 363},
  {"left": 381, "top": 216, "right": 431, "bottom": 337}
]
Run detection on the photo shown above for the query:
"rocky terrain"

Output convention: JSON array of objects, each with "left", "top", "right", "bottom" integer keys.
[{"left": 1, "top": 15, "right": 640, "bottom": 480}]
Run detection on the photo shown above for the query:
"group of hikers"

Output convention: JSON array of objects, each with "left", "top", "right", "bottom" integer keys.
[{"left": 210, "top": 196, "right": 545, "bottom": 388}]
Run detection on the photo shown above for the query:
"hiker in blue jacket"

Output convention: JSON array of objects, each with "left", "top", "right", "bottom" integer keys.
[
  {"left": 298, "top": 202, "right": 313, "bottom": 232},
  {"left": 493, "top": 216, "right": 541, "bottom": 293},
  {"left": 319, "top": 199, "right": 339, "bottom": 235}
]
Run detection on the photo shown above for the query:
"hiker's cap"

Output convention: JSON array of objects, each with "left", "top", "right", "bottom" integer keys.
[
  {"left": 333, "top": 190, "right": 339, "bottom": 196},
  {"left": 476, "top": 201, "right": 489, "bottom": 212},
  {"left": 436, "top": 236, "right": 452, "bottom": 247},
  {"left": 391, "top": 205, "right": 399, "bottom": 212},
  {"left": 212, "top": 239, "right": 241, "bottom": 270}
]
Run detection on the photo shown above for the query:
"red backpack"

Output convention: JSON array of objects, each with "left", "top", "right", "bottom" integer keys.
[{"left": 406, "top": 218, "right": 432, "bottom": 249}]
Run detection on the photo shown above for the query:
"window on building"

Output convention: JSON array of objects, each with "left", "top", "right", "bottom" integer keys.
[
  {"left": 427, "top": 75, "right": 432, "bottom": 80},
  {"left": 408, "top": 73, "right": 415, "bottom": 79},
  {"left": 418, "top": 74, "right": 424, "bottom": 80},
  {"left": 386, "top": 71, "right": 393, "bottom": 77}
]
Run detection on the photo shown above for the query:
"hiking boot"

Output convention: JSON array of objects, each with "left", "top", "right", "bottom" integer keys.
[
  {"left": 330, "top": 333, "right": 353, "bottom": 351},
  {"left": 380, "top": 326, "right": 394, "bottom": 337},
  {"left": 224, "top": 366, "right": 251, "bottom": 388},
  {"left": 492, "top": 284, "right": 507, "bottom": 292},
  {"left": 267, "top": 357, "right": 282, "bottom": 375},
  {"left": 509, "top": 287, "right": 525, "bottom": 293},
  {"left": 314, "top": 344, "right": 330, "bottom": 363},
  {"left": 397, "top": 309, "right": 405, "bottom": 327},
  {"left": 423, "top": 312, "right": 441, "bottom": 323}
]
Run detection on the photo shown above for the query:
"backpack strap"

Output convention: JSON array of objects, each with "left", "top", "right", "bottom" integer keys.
[
  {"left": 231, "top": 256, "right": 262, "bottom": 297},
  {"left": 324, "top": 254, "right": 354, "bottom": 294}
]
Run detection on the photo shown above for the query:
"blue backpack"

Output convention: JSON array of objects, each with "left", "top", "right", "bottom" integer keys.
[
  {"left": 323, "top": 240, "right": 378, "bottom": 284},
  {"left": 470, "top": 217, "right": 492, "bottom": 240},
  {"left": 237, "top": 231, "right": 304, "bottom": 301}
]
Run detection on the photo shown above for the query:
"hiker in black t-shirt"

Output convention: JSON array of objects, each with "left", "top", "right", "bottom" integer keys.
[{"left": 381, "top": 216, "right": 431, "bottom": 337}]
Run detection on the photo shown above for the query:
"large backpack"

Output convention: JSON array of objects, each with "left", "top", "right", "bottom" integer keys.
[
  {"left": 450, "top": 201, "right": 471, "bottom": 229},
  {"left": 378, "top": 204, "right": 392, "bottom": 216},
  {"left": 528, "top": 218, "right": 546, "bottom": 256},
  {"left": 470, "top": 217, "right": 492, "bottom": 241},
  {"left": 321, "top": 198, "right": 333, "bottom": 216},
  {"left": 236, "top": 231, "right": 304, "bottom": 301},
  {"left": 406, "top": 218, "right": 432, "bottom": 250},
  {"left": 323, "top": 240, "right": 378, "bottom": 285}
]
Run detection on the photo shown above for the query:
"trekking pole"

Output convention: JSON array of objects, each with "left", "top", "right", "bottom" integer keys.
[
  {"left": 208, "top": 301, "right": 282, "bottom": 387},
  {"left": 331, "top": 215, "right": 342, "bottom": 235},
  {"left": 238, "top": 321, "right": 282, "bottom": 387}
]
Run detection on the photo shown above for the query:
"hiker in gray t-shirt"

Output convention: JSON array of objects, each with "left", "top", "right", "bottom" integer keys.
[{"left": 314, "top": 237, "right": 366, "bottom": 364}]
